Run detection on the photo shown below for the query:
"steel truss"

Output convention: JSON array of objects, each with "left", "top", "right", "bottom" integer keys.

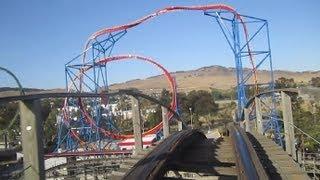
[
  {"left": 205, "top": 11, "right": 281, "bottom": 145},
  {"left": 56, "top": 31, "right": 126, "bottom": 151}
]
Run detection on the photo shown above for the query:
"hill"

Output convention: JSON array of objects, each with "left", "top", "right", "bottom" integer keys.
[
  {"left": 0, "top": 87, "right": 64, "bottom": 97},
  {"left": 108, "top": 65, "right": 320, "bottom": 93},
  {"left": 1, "top": 66, "right": 319, "bottom": 95}
]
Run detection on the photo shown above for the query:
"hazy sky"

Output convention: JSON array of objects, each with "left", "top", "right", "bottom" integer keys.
[{"left": 0, "top": 0, "right": 319, "bottom": 88}]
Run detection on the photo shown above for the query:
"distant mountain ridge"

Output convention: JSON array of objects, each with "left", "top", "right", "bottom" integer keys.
[
  {"left": 0, "top": 87, "right": 44, "bottom": 92},
  {"left": 108, "top": 65, "right": 320, "bottom": 93},
  {"left": 1, "top": 65, "right": 319, "bottom": 95},
  {"left": 0, "top": 87, "right": 64, "bottom": 97}
]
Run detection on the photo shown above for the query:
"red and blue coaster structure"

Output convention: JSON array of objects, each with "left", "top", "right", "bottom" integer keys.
[
  {"left": 56, "top": 4, "right": 282, "bottom": 152},
  {"left": 57, "top": 53, "right": 178, "bottom": 151}
]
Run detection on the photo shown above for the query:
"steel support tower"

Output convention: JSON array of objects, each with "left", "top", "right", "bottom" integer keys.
[
  {"left": 205, "top": 11, "right": 281, "bottom": 145},
  {"left": 56, "top": 31, "right": 126, "bottom": 151}
]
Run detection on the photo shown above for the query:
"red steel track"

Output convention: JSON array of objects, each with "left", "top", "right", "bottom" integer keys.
[
  {"left": 64, "top": 55, "right": 177, "bottom": 142},
  {"left": 97, "top": 55, "right": 177, "bottom": 138},
  {"left": 82, "top": 4, "right": 257, "bottom": 90}
]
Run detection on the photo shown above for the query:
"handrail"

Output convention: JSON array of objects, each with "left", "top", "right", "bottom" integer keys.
[{"left": 277, "top": 118, "right": 320, "bottom": 146}]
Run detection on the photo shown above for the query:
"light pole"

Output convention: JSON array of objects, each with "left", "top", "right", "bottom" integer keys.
[
  {"left": 189, "top": 107, "right": 193, "bottom": 129},
  {"left": 312, "top": 103, "right": 316, "bottom": 124}
]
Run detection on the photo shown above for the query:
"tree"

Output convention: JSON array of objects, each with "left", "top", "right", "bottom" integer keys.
[
  {"left": 114, "top": 115, "right": 133, "bottom": 134},
  {"left": 310, "top": 77, "right": 320, "bottom": 87},
  {"left": 0, "top": 103, "right": 18, "bottom": 132},
  {"left": 41, "top": 99, "right": 63, "bottom": 152},
  {"left": 144, "top": 89, "right": 171, "bottom": 129},
  {"left": 186, "top": 90, "right": 218, "bottom": 116},
  {"left": 0, "top": 103, "right": 19, "bottom": 144},
  {"left": 44, "top": 109, "right": 58, "bottom": 152},
  {"left": 210, "top": 88, "right": 236, "bottom": 101},
  {"left": 117, "top": 96, "right": 131, "bottom": 111},
  {"left": 211, "top": 89, "right": 226, "bottom": 100},
  {"left": 291, "top": 96, "right": 320, "bottom": 152},
  {"left": 145, "top": 110, "right": 161, "bottom": 129},
  {"left": 159, "top": 89, "right": 171, "bottom": 106},
  {"left": 176, "top": 90, "right": 219, "bottom": 127},
  {"left": 275, "top": 77, "right": 297, "bottom": 89},
  {"left": 245, "top": 85, "right": 256, "bottom": 98},
  {"left": 177, "top": 92, "right": 187, "bottom": 111}
]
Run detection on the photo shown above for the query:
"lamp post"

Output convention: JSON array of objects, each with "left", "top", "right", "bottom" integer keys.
[{"left": 189, "top": 107, "right": 193, "bottom": 129}]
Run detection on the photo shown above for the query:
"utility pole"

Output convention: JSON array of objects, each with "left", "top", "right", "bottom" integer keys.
[
  {"left": 4, "top": 132, "right": 8, "bottom": 149},
  {"left": 189, "top": 107, "right": 193, "bottom": 129},
  {"left": 312, "top": 103, "right": 316, "bottom": 124}
]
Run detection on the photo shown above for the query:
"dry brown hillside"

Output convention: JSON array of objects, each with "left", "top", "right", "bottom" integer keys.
[
  {"left": 1, "top": 66, "right": 318, "bottom": 96},
  {"left": 108, "top": 65, "right": 320, "bottom": 93}
]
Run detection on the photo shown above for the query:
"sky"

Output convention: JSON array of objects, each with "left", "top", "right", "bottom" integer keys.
[{"left": 0, "top": 0, "right": 319, "bottom": 89}]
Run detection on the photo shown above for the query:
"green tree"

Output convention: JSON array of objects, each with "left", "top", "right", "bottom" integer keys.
[
  {"left": 41, "top": 99, "right": 63, "bottom": 152},
  {"left": 210, "top": 88, "right": 236, "bottom": 101},
  {"left": 291, "top": 96, "right": 320, "bottom": 151},
  {"left": 117, "top": 96, "right": 131, "bottom": 111},
  {"left": 144, "top": 89, "right": 171, "bottom": 129},
  {"left": 44, "top": 109, "right": 59, "bottom": 152},
  {"left": 159, "top": 88, "right": 171, "bottom": 106},
  {"left": 176, "top": 90, "right": 218, "bottom": 127},
  {"left": 211, "top": 89, "right": 226, "bottom": 100},
  {"left": 275, "top": 77, "right": 297, "bottom": 89},
  {"left": 309, "top": 77, "right": 320, "bottom": 87},
  {"left": 116, "top": 117, "right": 133, "bottom": 134},
  {"left": 145, "top": 110, "right": 161, "bottom": 129},
  {"left": 186, "top": 90, "right": 218, "bottom": 116},
  {"left": 0, "top": 103, "right": 18, "bottom": 132}
]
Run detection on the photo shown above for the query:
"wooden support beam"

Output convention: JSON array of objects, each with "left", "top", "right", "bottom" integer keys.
[
  {"left": 161, "top": 106, "right": 169, "bottom": 138},
  {"left": 19, "top": 100, "right": 44, "bottom": 180},
  {"left": 178, "top": 121, "right": 183, "bottom": 131},
  {"left": 131, "top": 96, "right": 143, "bottom": 155},
  {"left": 281, "top": 92, "right": 296, "bottom": 159},
  {"left": 244, "top": 108, "right": 252, "bottom": 133},
  {"left": 255, "top": 97, "right": 263, "bottom": 134}
]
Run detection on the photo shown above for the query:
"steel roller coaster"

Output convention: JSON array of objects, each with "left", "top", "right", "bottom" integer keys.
[{"left": 57, "top": 3, "right": 280, "bottom": 152}]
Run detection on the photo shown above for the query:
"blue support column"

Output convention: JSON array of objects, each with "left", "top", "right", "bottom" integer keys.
[{"left": 232, "top": 17, "right": 247, "bottom": 119}]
